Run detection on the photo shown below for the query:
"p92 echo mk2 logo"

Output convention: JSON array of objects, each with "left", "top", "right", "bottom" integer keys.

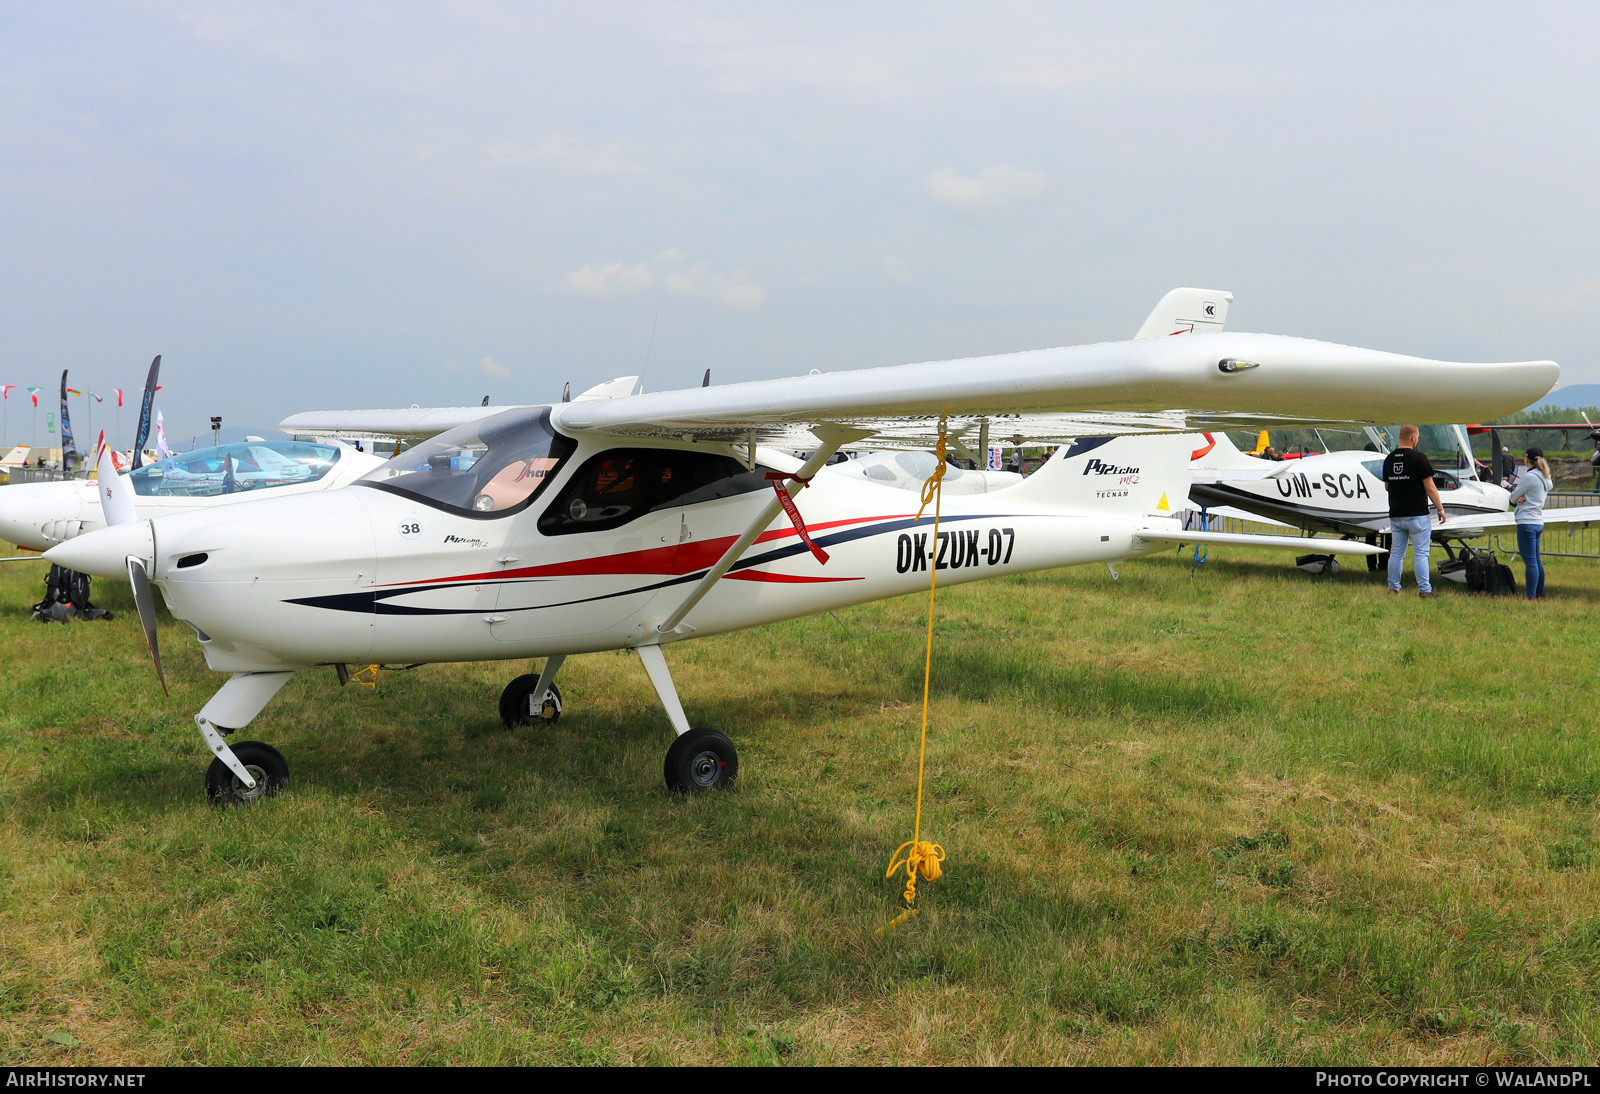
[
  {"left": 1082, "top": 457, "right": 1140, "bottom": 498},
  {"left": 895, "top": 527, "right": 1015, "bottom": 574}
]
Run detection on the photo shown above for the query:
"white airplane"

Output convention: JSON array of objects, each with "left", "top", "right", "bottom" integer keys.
[
  {"left": 1190, "top": 422, "right": 1600, "bottom": 574},
  {"left": 0, "top": 437, "right": 383, "bottom": 552},
  {"left": 44, "top": 324, "right": 1555, "bottom": 805}
]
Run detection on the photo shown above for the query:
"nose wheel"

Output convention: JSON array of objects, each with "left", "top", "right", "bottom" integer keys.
[
  {"left": 499, "top": 674, "right": 563, "bottom": 728},
  {"left": 205, "top": 740, "right": 289, "bottom": 805},
  {"left": 664, "top": 728, "right": 738, "bottom": 793}
]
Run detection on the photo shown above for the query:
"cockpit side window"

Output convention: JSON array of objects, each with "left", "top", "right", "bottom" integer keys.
[
  {"left": 538, "top": 448, "right": 773, "bottom": 536},
  {"left": 357, "top": 407, "right": 575, "bottom": 518},
  {"left": 128, "top": 442, "right": 341, "bottom": 497}
]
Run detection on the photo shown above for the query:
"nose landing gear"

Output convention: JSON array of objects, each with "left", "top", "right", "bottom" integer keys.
[
  {"left": 499, "top": 675, "right": 563, "bottom": 727},
  {"left": 499, "top": 655, "right": 566, "bottom": 727},
  {"left": 205, "top": 740, "right": 289, "bottom": 805}
]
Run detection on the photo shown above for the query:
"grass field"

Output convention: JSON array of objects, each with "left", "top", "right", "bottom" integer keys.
[{"left": 3, "top": 538, "right": 1599, "bottom": 1065}]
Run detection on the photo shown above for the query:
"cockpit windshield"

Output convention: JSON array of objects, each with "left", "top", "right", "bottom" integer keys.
[
  {"left": 1369, "top": 424, "right": 1475, "bottom": 471},
  {"left": 128, "top": 441, "right": 341, "bottom": 497},
  {"left": 357, "top": 407, "right": 575, "bottom": 517}
]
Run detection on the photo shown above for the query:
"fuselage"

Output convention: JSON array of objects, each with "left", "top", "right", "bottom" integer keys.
[
  {"left": 1191, "top": 449, "right": 1508, "bottom": 535},
  {"left": 105, "top": 426, "right": 1193, "bottom": 673}
]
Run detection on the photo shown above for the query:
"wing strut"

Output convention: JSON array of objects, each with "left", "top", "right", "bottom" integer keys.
[{"left": 649, "top": 424, "right": 873, "bottom": 639}]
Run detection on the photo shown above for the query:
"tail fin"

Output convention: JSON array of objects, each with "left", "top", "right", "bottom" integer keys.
[
  {"left": 1248, "top": 429, "right": 1270, "bottom": 455},
  {"left": 1134, "top": 287, "right": 1233, "bottom": 339},
  {"left": 1189, "top": 431, "right": 1273, "bottom": 475},
  {"left": 1015, "top": 434, "right": 1194, "bottom": 514}
]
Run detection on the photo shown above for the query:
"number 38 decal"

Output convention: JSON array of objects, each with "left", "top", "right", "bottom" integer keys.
[{"left": 399, "top": 521, "right": 422, "bottom": 539}]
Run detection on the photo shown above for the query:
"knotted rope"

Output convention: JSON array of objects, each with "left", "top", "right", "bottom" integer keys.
[{"left": 883, "top": 417, "right": 950, "bottom": 930}]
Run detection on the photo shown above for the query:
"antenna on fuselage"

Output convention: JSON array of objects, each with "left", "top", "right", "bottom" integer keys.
[
  {"left": 633, "top": 313, "right": 659, "bottom": 396},
  {"left": 702, "top": 369, "right": 710, "bottom": 387},
  {"left": 561, "top": 382, "right": 571, "bottom": 402}
]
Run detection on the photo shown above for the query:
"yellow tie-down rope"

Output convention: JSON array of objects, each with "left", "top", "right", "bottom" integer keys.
[{"left": 883, "top": 416, "right": 950, "bottom": 931}]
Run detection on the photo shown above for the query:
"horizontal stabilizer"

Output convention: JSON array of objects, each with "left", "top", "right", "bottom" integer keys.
[{"left": 1134, "top": 527, "right": 1380, "bottom": 554}]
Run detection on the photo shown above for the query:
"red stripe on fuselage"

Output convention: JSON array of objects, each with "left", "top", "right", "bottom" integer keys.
[{"left": 377, "top": 513, "right": 911, "bottom": 588}]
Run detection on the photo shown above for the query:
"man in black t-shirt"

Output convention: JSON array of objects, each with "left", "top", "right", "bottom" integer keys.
[{"left": 1382, "top": 424, "right": 1448, "bottom": 598}]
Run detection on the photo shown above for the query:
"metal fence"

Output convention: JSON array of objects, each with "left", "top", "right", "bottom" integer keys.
[
  {"left": 1495, "top": 493, "right": 1600, "bottom": 560},
  {"left": 3, "top": 467, "right": 89, "bottom": 484},
  {"left": 1179, "top": 497, "right": 1600, "bottom": 562}
]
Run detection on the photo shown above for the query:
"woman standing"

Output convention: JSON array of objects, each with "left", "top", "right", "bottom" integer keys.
[{"left": 1507, "top": 447, "right": 1552, "bottom": 600}]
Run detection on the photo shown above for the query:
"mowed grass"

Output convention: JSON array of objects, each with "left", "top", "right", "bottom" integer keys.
[{"left": 3, "top": 538, "right": 1600, "bottom": 1065}]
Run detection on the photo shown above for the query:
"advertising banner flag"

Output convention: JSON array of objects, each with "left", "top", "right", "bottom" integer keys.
[
  {"left": 132, "top": 356, "right": 161, "bottom": 469},
  {"left": 154, "top": 409, "right": 173, "bottom": 460},
  {"left": 59, "top": 370, "right": 77, "bottom": 471}
]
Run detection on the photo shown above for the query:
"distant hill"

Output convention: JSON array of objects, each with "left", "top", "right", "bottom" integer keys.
[{"left": 1522, "top": 385, "right": 1600, "bottom": 415}]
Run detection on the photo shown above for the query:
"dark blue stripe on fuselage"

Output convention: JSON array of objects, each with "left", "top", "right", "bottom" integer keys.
[{"left": 285, "top": 513, "right": 1019, "bottom": 617}]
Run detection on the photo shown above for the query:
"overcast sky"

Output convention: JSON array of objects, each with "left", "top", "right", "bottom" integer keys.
[{"left": 2, "top": 2, "right": 1597, "bottom": 444}]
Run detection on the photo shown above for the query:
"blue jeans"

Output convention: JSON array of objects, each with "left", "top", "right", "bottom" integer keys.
[
  {"left": 1517, "top": 523, "right": 1545, "bottom": 599},
  {"left": 1388, "top": 515, "right": 1432, "bottom": 593}
]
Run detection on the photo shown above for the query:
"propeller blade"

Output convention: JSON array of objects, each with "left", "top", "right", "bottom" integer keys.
[{"left": 126, "top": 555, "right": 168, "bottom": 696}]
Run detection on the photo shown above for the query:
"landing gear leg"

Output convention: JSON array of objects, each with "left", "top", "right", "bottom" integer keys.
[
  {"left": 499, "top": 655, "right": 565, "bottom": 727},
  {"left": 1365, "top": 534, "right": 1379, "bottom": 572},
  {"left": 194, "top": 671, "right": 297, "bottom": 805},
  {"left": 635, "top": 644, "right": 737, "bottom": 793}
]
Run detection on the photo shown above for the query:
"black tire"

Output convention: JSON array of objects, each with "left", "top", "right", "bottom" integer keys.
[
  {"left": 663, "top": 728, "right": 738, "bottom": 794},
  {"left": 499, "top": 673, "right": 563, "bottom": 728},
  {"left": 205, "top": 741, "right": 289, "bottom": 806}
]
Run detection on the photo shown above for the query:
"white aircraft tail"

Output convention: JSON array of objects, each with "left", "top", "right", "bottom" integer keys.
[
  {"left": 93, "top": 432, "right": 137, "bottom": 527},
  {"left": 1189, "top": 430, "right": 1271, "bottom": 474},
  {"left": 1134, "top": 288, "right": 1233, "bottom": 339},
  {"left": 1015, "top": 434, "right": 1196, "bottom": 515},
  {"left": 0, "top": 444, "right": 31, "bottom": 468}
]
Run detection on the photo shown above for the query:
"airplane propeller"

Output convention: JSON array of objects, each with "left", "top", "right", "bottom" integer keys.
[
  {"left": 126, "top": 555, "right": 168, "bottom": 696},
  {"left": 89, "top": 431, "right": 167, "bottom": 693}
]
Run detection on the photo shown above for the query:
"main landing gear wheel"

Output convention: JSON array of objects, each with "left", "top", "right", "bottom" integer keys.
[
  {"left": 205, "top": 741, "right": 289, "bottom": 806},
  {"left": 664, "top": 728, "right": 738, "bottom": 794},
  {"left": 499, "top": 675, "right": 563, "bottom": 728}
]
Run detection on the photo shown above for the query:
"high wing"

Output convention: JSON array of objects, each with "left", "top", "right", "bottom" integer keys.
[
  {"left": 279, "top": 331, "right": 1557, "bottom": 450},
  {"left": 280, "top": 405, "right": 519, "bottom": 444},
  {"left": 550, "top": 332, "right": 1555, "bottom": 448}
]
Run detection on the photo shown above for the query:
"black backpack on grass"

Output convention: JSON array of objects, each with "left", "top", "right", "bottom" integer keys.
[{"left": 1465, "top": 549, "right": 1516, "bottom": 597}]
